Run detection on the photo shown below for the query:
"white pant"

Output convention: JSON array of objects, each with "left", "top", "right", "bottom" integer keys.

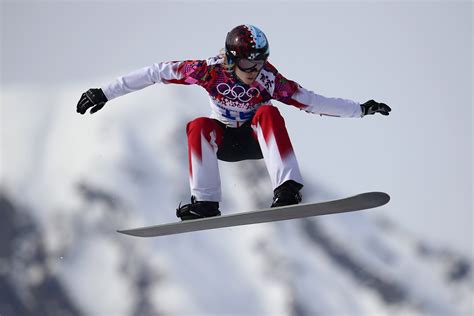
[{"left": 187, "top": 105, "right": 303, "bottom": 202}]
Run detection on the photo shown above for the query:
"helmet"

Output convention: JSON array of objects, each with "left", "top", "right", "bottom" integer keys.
[{"left": 225, "top": 25, "right": 270, "bottom": 63}]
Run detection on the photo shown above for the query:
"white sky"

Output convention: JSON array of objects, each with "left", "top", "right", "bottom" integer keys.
[{"left": 1, "top": 1, "right": 472, "bottom": 255}]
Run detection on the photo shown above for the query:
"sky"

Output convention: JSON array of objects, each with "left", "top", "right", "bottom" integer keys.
[{"left": 1, "top": 1, "right": 472, "bottom": 255}]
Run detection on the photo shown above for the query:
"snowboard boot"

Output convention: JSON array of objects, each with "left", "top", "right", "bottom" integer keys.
[
  {"left": 176, "top": 196, "right": 221, "bottom": 221},
  {"left": 271, "top": 180, "right": 303, "bottom": 208}
]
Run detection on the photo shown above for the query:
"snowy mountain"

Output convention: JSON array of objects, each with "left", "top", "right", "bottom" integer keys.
[{"left": 1, "top": 85, "right": 472, "bottom": 316}]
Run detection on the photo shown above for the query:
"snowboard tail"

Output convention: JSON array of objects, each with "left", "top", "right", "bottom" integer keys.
[{"left": 118, "top": 192, "right": 390, "bottom": 238}]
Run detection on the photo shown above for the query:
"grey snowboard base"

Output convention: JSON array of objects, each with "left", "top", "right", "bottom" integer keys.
[{"left": 118, "top": 192, "right": 390, "bottom": 238}]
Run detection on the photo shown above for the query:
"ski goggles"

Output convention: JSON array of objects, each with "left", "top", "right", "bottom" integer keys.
[{"left": 236, "top": 58, "right": 266, "bottom": 73}]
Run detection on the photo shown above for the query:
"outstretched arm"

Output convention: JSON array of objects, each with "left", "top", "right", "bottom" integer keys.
[
  {"left": 269, "top": 66, "right": 391, "bottom": 117},
  {"left": 282, "top": 85, "right": 391, "bottom": 118},
  {"left": 76, "top": 60, "right": 208, "bottom": 115},
  {"left": 286, "top": 85, "right": 364, "bottom": 117}
]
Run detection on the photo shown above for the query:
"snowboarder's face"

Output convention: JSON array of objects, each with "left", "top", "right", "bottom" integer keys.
[{"left": 234, "top": 58, "right": 265, "bottom": 85}]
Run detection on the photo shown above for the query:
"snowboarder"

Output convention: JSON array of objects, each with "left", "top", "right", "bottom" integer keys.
[{"left": 77, "top": 24, "right": 391, "bottom": 221}]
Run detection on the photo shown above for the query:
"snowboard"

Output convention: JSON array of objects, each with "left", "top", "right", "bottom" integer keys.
[
  {"left": 117, "top": 192, "right": 390, "bottom": 238},
  {"left": 117, "top": 192, "right": 390, "bottom": 237}
]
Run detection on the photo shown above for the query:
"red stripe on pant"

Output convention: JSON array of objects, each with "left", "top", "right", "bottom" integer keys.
[
  {"left": 252, "top": 105, "right": 294, "bottom": 159},
  {"left": 186, "top": 117, "right": 223, "bottom": 179}
]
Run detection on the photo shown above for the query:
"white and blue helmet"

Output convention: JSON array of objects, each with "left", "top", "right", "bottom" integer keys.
[{"left": 225, "top": 24, "right": 270, "bottom": 62}]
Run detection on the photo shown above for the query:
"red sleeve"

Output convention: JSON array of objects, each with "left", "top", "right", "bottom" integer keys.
[
  {"left": 159, "top": 60, "right": 209, "bottom": 85},
  {"left": 264, "top": 62, "right": 301, "bottom": 106}
]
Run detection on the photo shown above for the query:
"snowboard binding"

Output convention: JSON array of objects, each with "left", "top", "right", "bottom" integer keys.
[
  {"left": 271, "top": 180, "right": 303, "bottom": 208},
  {"left": 176, "top": 196, "right": 221, "bottom": 221}
]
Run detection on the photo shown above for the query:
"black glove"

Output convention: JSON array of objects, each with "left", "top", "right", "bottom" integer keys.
[
  {"left": 76, "top": 88, "right": 108, "bottom": 115},
  {"left": 361, "top": 100, "right": 391, "bottom": 116}
]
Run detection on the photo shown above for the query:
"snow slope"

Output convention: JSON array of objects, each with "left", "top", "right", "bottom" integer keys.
[{"left": 1, "top": 84, "right": 472, "bottom": 315}]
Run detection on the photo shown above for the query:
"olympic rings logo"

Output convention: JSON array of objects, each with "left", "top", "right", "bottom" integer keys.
[{"left": 216, "top": 83, "right": 260, "bottom": 102}]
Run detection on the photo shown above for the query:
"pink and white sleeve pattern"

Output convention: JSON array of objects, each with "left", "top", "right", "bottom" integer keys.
[
  {"left": 101, "top": 60, "right": 206, "bottom": 101},
  {"left": 267, "top": 64, "right": 362, "bottom": 118}
]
